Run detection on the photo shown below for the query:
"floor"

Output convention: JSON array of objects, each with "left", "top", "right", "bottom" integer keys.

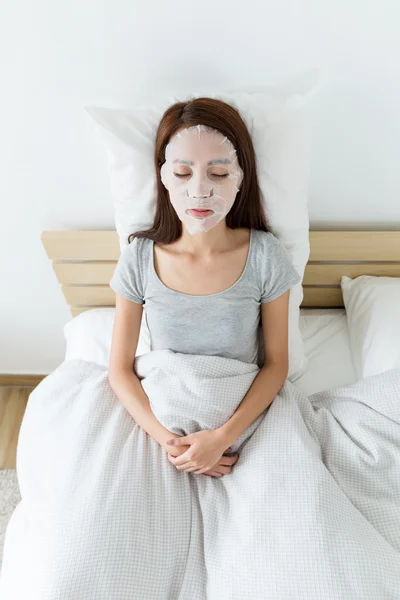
[
  {"left": 0, "top": 387, "right": 30, "bottom": 567},
  {"left": 0, "top": 387, "right": 31, "bottom": 469}
]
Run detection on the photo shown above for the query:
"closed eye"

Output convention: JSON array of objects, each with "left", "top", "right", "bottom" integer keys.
[{"left": 173, "top": 172, "right": 229, "bottom": 179}]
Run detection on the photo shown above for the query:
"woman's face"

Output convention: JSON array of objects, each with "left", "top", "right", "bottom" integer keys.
[{"left": 160, "top": 125, "right": 243, "bottom": 235}]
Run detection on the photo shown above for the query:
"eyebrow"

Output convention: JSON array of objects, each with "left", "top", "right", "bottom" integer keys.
[{"left": 172, "top": 158, "right": 232, "bottom": 166}]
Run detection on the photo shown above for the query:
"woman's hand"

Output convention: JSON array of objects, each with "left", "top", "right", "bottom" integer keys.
[
  {"left": 165, "top": 439, "right": 239, "bottom": 477},
  {"left": 201, "top": 452, "right": 239, "bottom": 477},
  {"left": 165, "top": 430, "right": 232, "bottom": 475}
]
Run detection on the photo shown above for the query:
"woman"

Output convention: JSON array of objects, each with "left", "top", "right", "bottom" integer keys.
[{"left": 108, "top": 97, "right": 300, "bottom": 479}]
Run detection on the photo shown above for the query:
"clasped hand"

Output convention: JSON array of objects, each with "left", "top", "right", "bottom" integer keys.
[{"left": 166, "top": 429, "right": 234, "bottom": 475}]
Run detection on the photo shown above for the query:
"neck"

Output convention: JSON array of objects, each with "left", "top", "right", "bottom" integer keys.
[{"left": 179, "top": 220, "right": 234, "bottom": 255}]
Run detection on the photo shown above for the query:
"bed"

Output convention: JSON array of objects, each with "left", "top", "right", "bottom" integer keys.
[{"left": 0, "top": 230, "right": 400, "bottom": 599}]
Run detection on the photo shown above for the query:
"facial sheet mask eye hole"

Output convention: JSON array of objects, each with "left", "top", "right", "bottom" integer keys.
[{"left": 160, "top": 125, "right": 244, "bottom": 235}]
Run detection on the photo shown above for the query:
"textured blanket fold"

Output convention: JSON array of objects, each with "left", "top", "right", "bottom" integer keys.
[
  {"left": 134, "top": 349, "right": 263, "bottom": 452},
  {"left": 1, "top": 351, "right": 400, "bottom": 599}
]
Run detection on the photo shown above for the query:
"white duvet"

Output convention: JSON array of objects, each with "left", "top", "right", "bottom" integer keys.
[{"left": 1, "top": 351, "right": 400, "bottom": 599}]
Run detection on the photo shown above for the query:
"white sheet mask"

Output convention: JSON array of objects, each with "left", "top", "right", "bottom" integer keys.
[{"left": 160, "top": 124, "right": 244, "bottom": 235}]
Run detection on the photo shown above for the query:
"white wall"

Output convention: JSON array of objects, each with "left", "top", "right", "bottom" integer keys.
[{"left": 1, "top": 0, "right": 400, "bottom": 374}]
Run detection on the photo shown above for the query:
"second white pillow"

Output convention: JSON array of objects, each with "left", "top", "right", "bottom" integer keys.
[{"left": 341, "top": 275, "right": 400, "bottom": 379}]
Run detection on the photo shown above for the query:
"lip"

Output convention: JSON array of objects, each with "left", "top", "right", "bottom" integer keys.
[{"left": 187, "top": 209, "right": 214, "bottom": 218}]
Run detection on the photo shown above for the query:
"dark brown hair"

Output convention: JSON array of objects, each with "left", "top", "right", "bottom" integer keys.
[{"left": 128, "top": 97, "right": 269, "bottom": 244}]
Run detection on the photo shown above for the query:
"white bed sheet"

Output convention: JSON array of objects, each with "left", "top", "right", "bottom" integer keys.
[{"left": 295, "top": 308, "right": 357, "bottom": 396}]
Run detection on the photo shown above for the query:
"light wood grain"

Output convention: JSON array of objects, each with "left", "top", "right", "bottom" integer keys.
[
  {"left": 309, "top": 231, "right": 400, "bottom": 261},
  {"left": 53, "top": 261, "right": 400, "bottom": 287},
  {"left": 302, "top": 287, "right": 344, "bottom": 307},
  {"left": 62, "top": 285, "right": 115, "bottom": 306},
  {"left": 70, "top": 306, "right": 114, "bottom": 317},
  {"left": 303, "top": 263, "right": 400, "bottom": 285},
  {"left": 41, "top": 231, "right": 120, "bottom": 260},
  {"left": 41, "top": 229, "right": 400, "bottom": 313},
  {"left": 42, "top": 230, "right": 400, "bottom": 261},
  {"left": 0, "top": 388, "right": 30, "bottom": 469},
  {"left": 0, "top": 374, "right": 46, "bottom": 387},
  {"left": 53, "top": 262, "right": 116, "bottom": 284}
]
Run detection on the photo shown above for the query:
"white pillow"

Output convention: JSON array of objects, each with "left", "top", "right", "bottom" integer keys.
[
  {"left": 64, "top": 308, "right": 150, "bottom": 367},
  {"left": 85, "top": 75, "right": 319, "bottom": 381},
  {"left": 341, "top": 275, "right": 400, "bottom": 379}
]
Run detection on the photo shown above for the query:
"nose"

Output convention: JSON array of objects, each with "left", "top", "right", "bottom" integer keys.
[
  {"left": 191, "top": 189, "right": 213, "bottom": 198},
  {"left": 189, "top": 184, "right": 214, "bottom": 198},
  {"left": 188, "top": 172, "right": 213, "bottom": 198}
]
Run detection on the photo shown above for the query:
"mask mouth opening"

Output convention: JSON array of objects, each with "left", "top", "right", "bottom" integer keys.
[{"left": 185, "top": 208, "right": 215, "bottom": 218}]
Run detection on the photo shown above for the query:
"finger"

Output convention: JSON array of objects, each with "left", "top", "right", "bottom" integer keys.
[
  {"left": 173, "top": 457, "right": 193, "bottom": 467},
  {"left": 219, "top": 454, "right": 239, "bottom": 465},
  {"left": 193, "top": 467, "right": 208, "bottom": 475},
  {"left": 215, "top": 465, "right": 231, "bottom": 474},
  {"left": 171, "top": 452, "right": 192, "bottom": 466},
  {"left": 183, "top": 466, "right": 202, "bottom": 473},
  {"left": 166, "top": 446, "right": 190, "bottom": 458},
  {"left": 166, "top": 436, "right": 192, "bottom": 446},
  {"left": 204, "top": 471, "right": 222, "bottom": 477},
  {"left": 167, "top": 454, "right": 178, "bottom": 461},
  {"left": 175, "top": 461, "right": 195, "bottom": 471}
]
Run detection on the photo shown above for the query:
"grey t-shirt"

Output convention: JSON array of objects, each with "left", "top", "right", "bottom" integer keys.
[{"left": 109, "top": 228, "right": 301, "bottom": 367}]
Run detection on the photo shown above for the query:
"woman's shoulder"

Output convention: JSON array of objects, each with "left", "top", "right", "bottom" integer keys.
[
  {"left": 115, "top": 235, "right": 152, "bottom": 282},
  {"left": 125, "top": 235, "right": 152, "bottom": 261},
  {"left": 250, "top": 228, "right": 301, "bottom": 287},
  {"left": 110, "top": 235, "right": 152, "bottom": 304},
  {"left": 251, "top": 228, "right": 288, "bottom": 257},
  {"left": 126, "top": 234, "right": 152, "bottom": 250}
]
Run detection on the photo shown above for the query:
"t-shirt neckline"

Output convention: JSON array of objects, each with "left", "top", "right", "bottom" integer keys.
[{"left": 150, "top": 228, "right": 254, "bottom": 299}]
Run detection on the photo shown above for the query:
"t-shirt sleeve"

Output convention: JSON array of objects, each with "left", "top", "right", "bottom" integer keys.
[
  {"left": 260, "top": 232, "right": 302, "bottom": 303},
  {"left": 109, "top": 237, "right": 144, "bottom": 304}
]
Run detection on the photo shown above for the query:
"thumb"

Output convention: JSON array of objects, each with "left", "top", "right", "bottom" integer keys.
[{"left": 167, "top": 435, "right": 192, "bottom": 446}]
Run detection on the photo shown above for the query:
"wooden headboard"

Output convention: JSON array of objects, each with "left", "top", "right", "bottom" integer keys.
[{"left": 41, "top": 230, "right": 400, "bottom": 317}]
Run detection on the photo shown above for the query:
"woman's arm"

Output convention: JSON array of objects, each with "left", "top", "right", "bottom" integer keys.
[
  {"left": 215, "top": 290, "right": 290, "bottom": 449},
  {"left": 108, "top": 293, "right": 181, "bottom": 451}
]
